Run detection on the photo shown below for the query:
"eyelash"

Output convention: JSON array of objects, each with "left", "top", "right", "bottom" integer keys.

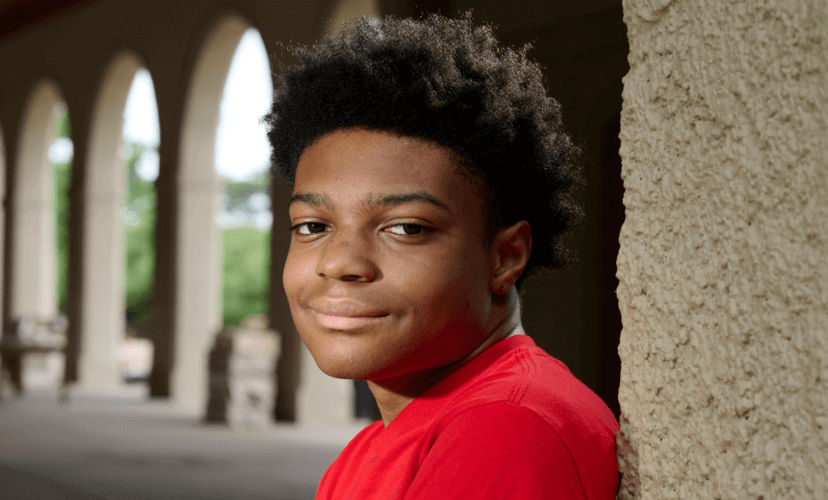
[
  {"left": 290, "top": 222, "right": 328, "bottom": 235},
  {"left": 289, "top": 222, "right": 432, "bottom": 238},
  {"left": 386, "top": 223, "right": 430, "bottom": 236}
]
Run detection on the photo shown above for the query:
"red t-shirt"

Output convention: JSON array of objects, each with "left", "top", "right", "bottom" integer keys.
[{"left": 315, "top": 335, "right": 619, "bottom": 499}]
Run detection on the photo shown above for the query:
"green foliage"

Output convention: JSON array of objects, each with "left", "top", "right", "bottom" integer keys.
[
  {"left": 55, "top": 111, "right": 71, "bottom": 138},
  {"left": 222, "top": 227, "right": 270, "bottom": 327},
  {"left": 54, "top": 113, "right": 71, "bottom": 313},
  {"left": 52, "top": 112, "right": 271, "bottom": 328},
  {"left": 224, "top": 170, "right": 269, "bottom": 211},
  {"left": 54, "top": 161, "right": 71, "bottom": 313},
  {"left": 123, "top": 146, "right": 156, "bottom": 324}
]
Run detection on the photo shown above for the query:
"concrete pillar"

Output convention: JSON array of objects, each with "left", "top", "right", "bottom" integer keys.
[
  {"left": 267, "top": 0, "right": 381, "bottom": 426},
  {"left": 296, "top": 343, "right": 357, "bottom": 426},
  {"left": 8, "top": 81, "right": 63, "bottom": 388},
  {"left": 0, "top": 123, "right": 6, "bottom": 346},
  {"left": 616, "top": 0, "right": 828, "bottom": 497},
  {"left": 167, "top": 14, "right": 248, "bottom": 413},
  {"left": 10, "top": 82, "right": 61, "bottom": 320},
  {"left": 76, "top": 52, "right": 143, "bottom": 389},
  {"left": 270, "top": 177, "right": 300, "bottom": 421}
]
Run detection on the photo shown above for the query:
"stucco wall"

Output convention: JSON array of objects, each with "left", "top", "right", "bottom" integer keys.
[{"left": 616, "top": 0, "right": 828, "bottom": 498}]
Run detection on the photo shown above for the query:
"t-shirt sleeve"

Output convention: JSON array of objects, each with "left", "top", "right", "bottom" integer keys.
[{"left": 403, "top": 402, "right": 588, "bottom": 500}]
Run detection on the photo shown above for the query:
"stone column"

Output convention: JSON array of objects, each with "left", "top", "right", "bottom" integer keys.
[
  {"left": 0, "top": 124, "right": 6, "bottom": 346},
  {"left": 617, "top": 0, "right": 828, "bottom": 498},
  {"left": 76, "top": 53, "right": 143, "bottom": 389},
  {"left": 165, "top": 15, "right": 248, "bottom": 413},
  {"left": 268, "top": 0, "right": 383, "bottom": 426},
  {"left": 170, "top": 174, "right": 223, "bottom": 412},
  {"left": 296, "top": 342, "right": 357, "bottom": 426},
  {"left": 7, "top": 82, "right": 63, "bottom": 388},
  {"left": 270, "top": 177, "right": 300, "bottom": 421},
  {"left": 10, "top": 82, "right": 61, "bottom": 321}
]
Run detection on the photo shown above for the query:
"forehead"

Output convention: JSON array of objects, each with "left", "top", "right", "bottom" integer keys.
[{"left": 293, "top": 129, "right": 482, "bottom": 209}]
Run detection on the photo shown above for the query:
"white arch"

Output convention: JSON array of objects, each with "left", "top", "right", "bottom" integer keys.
[
  {"left": 78, "top": 51, "right": 145, "bottom": 389},
  {"left": 9, "top": 81, "right": 64, "bottom": 389},
  {"left": 11, "top": 81, "right": 63, "bottom": 321},
  {"left": 174, "top": 13, "right": 249, "bottom": 412}
]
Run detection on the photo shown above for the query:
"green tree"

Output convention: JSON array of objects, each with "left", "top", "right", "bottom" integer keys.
[
  {"left": 54, "top": 113, "right": 71, "bottom": 314},
  {"left": 53, "top": 111, "right": 272, "bottom": 329},
  {"left": 223, "top": 170, "right": 268, "bottom": 211},
  {"left": 222, "top": 227, "right": 270, "bottom": 327},
  {"left": 123, "top": 142, "right": 156, "bottom": 325}
]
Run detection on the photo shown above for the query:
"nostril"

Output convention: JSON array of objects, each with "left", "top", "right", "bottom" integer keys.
[{"left": 315, "top": 236, "right": 379, "bottom": 282}]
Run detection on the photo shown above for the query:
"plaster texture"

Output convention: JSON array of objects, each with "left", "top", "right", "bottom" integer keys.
[{"left": 616, "top": 0, "right": 828, "bottom": 498}]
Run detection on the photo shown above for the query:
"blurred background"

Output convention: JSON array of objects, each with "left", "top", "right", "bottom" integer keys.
[{"left": 0, "top": 0, "right": 627, "bottom": 498}]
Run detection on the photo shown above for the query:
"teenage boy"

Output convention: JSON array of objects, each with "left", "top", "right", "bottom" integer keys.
[{"left": 265, "top": 13, "right": 619, "bottom": 499}]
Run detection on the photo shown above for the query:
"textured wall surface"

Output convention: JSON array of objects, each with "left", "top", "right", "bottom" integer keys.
[{"left": 616, "top": 0, "right": 828, "bottom": 498}]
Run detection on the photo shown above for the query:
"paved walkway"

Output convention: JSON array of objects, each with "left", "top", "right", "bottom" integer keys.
[{"left": 0, "top": 386, "right": 367, "bottom": 499}]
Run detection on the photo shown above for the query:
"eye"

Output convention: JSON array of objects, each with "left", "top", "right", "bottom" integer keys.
[
  {"left": 292, "top": 222, "right": 329, "bottom": 235},
  {"left": 386, "top": 223, "right": 427, "bottom": 236}
]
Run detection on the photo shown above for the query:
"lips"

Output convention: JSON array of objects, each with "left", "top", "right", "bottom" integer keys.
[{"left": 307, "top": 299, "right": 389, "bottom": 331}]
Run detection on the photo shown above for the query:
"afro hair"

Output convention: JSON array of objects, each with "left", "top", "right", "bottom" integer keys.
[{"left": 264, "top": 12, "right": 583, "bottom": 287}]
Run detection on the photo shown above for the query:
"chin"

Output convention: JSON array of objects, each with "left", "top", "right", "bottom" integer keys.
[
  {"left": 309, "top": 350, "right": 373, "bottom": 380},
  {"left": 317, "top": 364, "right": 363, "bottom": 380}
]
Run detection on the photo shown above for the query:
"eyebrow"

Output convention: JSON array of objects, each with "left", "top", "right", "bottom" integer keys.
[
  {"left": 289, "top": 192, "right": 333, "bottom": 209},
  {"left": 363, "top": 191, "right": 450, "bottom": 212},
  {"left": 288, "top": 191, "right": 450, "bottom": 212}
]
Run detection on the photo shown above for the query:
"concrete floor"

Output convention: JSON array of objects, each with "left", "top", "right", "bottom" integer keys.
[{"left": 0, "top": 385, "right": 367, "bottom": 500}]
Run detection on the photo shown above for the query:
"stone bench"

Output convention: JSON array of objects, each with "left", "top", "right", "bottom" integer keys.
[
  {"left": 0, "top": 315, "right": 68, "bottom": 401},
  {"left": 204, "top": 314, "right": 280, "bottom": 428}
]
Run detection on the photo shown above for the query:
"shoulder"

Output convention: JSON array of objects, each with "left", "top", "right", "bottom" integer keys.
[
  {"left": 408, "top": 402, "right": 593, "bottom": 499},
  {"left": 421, "top": 345, "right": 619, "bottom": 499},
  {"left": 448, "top": 342, "right": 617, "bottom": 440},
  {"left": 437, "top": 400, "right": 614, "bottom": 469},
  {"left": 436, "top": 401, "right": 577, "bottom": 461}
]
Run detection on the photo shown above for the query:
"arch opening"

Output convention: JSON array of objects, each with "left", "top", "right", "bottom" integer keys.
[
  {"left": 215, "top": 27, "right": 272, "bottom": 329},
  {"left": 120, "top": 67, "right": 160, "bottom": 387},
  {"left": 77, "top": 52, "right": 159, "bottom": 391},
  {"left": 168, "top": 13, "right": 252, "bottom": 411}
]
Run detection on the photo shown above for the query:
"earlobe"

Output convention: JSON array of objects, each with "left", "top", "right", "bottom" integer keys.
[{"left": 490, "top": 221, "right": 532, "bottom": 295}]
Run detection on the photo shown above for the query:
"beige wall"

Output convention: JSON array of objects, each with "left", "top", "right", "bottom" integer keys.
[{"left": 616, "top": 0, "right": 828, "bottom": 497}]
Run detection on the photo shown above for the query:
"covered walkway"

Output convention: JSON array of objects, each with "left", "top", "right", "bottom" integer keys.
[{"left": 0, "top": 389, "right": 364, "bottom": 499}]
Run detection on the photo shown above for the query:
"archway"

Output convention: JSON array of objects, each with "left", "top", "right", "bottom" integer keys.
[
  {"left": 0, "top": 123, "right": 5, "bottom": 361},
  {"left": 77, "top": 52, "right": 141, "bottom": 390},
  {"left": 10, "top": 81, "right": 65, "bottom": 388},
  {"left": 215, "top": 28, "right": 272, "bottom": 329},
  {"left": 77, "top": 52, "right": 161, "bottom": 392},
  {"left": 121, "top": 68, "right": 159, "bottom": 387},
  {"left": 169, "top": 14, "right": 250, "bottom": 412}
]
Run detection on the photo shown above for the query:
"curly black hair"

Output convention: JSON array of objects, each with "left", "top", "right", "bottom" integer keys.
[{"left": 264, "top": 12, "right": 583, "bottom": 287}]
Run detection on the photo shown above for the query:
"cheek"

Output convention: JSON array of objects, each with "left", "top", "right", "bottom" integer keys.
[
  {"left": 283, "top": 246, "right": 314, "bottom": 300},
  {"left": 398, "top": 247, "right": 486, "bottom": 321}
]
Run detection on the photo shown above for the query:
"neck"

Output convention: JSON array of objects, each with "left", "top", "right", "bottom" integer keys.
[{"left": 368, "top": 289, "right": 524, "bottom": 427}]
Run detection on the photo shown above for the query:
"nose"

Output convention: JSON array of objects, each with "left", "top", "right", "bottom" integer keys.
[{"left": 315, "top": 228, "right": 379, "bottom": 282}]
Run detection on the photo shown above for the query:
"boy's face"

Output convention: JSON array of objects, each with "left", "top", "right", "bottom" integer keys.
[{"left": 284, "top": 128, "right": 498, "bottom": 381}]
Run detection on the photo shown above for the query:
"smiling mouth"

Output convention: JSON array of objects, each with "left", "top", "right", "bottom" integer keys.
[{"left": 311, "top": 310, "right": 390, "bottom": 330}]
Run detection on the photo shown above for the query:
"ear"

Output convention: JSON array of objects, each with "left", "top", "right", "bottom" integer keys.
[{"left": 490, "top": 220, "right": 532, "bottom": 296}]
